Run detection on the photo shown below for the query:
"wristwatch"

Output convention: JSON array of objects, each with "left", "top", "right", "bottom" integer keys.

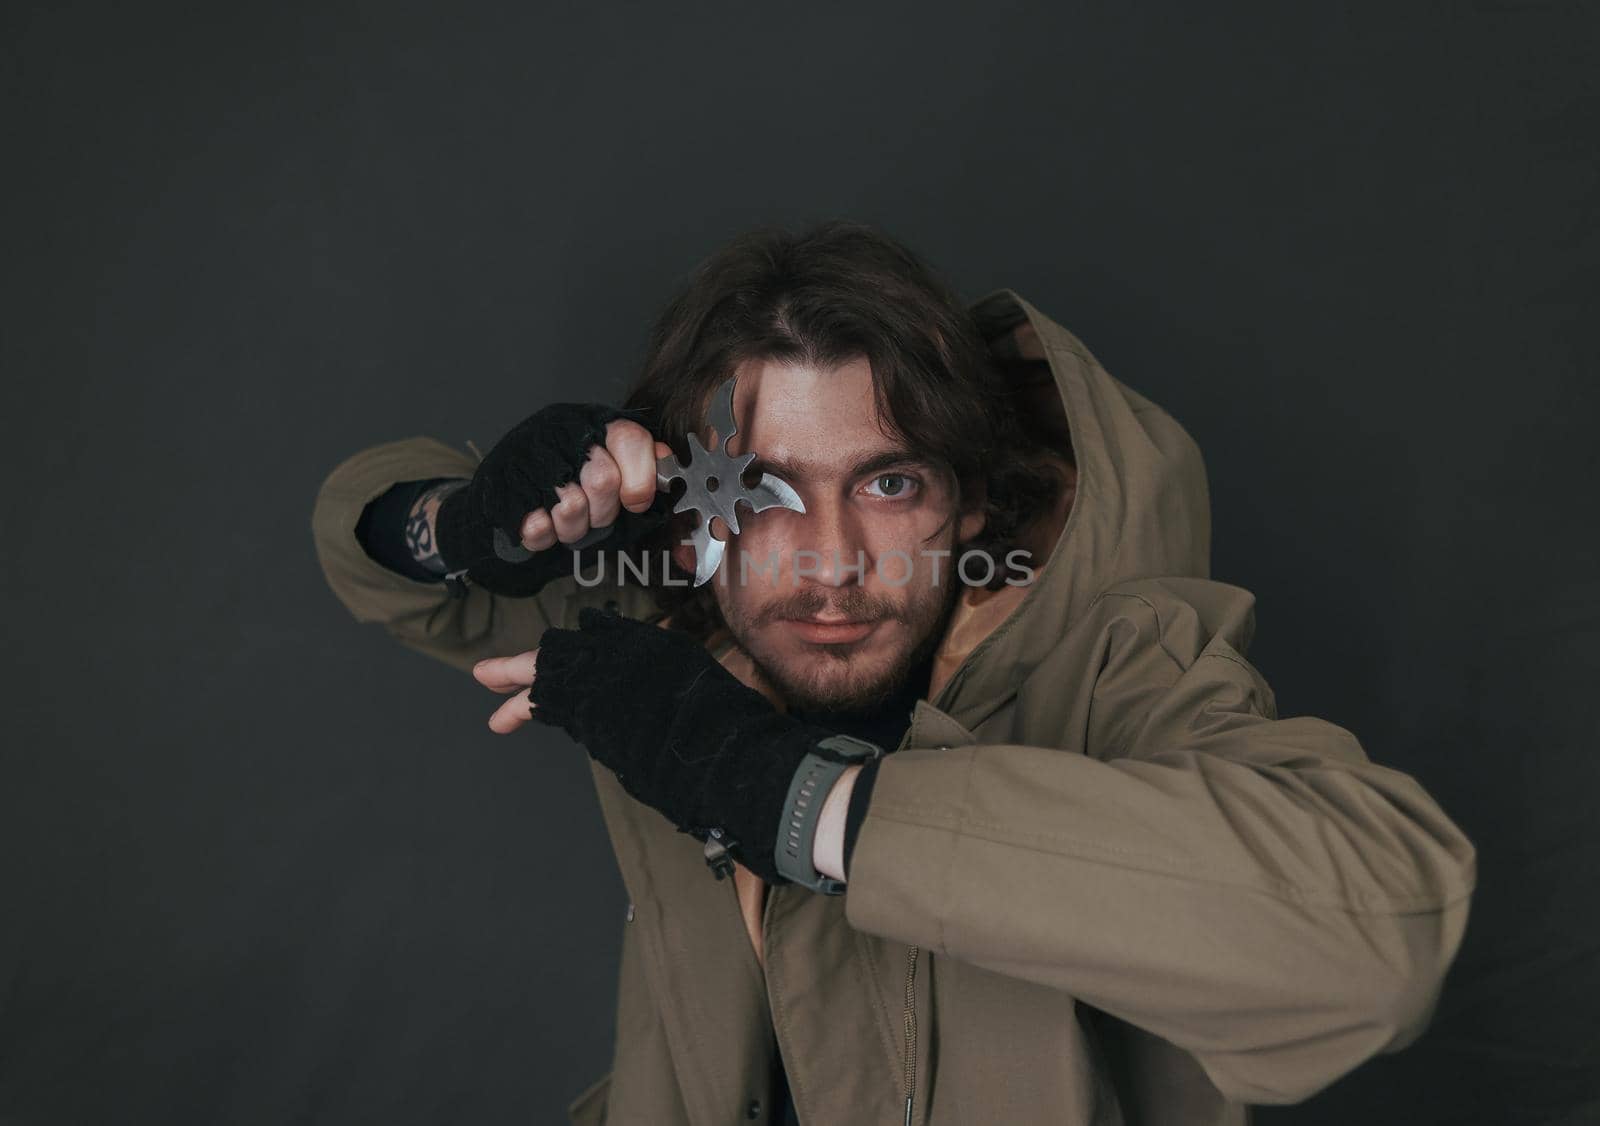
[{"left": 773, "top": 733, "right": 886, "bottom": 895}]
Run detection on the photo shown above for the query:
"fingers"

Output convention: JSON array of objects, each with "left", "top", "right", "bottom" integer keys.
[
  {"left": 473, "top": 650, "right": 539, "bottom": 693},
  {"left": 544, "top": 479, "right": 590, "bottom": 544},
  {"left": 518, "top": 470, "right": 611, "bottom": 550},
  {"left": 520, "top": 508, "right": 557, "bottom": 552},
  {"left": 487, "top": 686, "right": 534, "bottom": 734},
  {"left": 516, "top": 417, "right": 668, "bottom": 552},
  {"left": 578, "top": 444, "right": 623, "bottom": 532},
  {"left": 474, "top": 650, "right": 540, "bottom": 735},
  {"left": 604, "top": 419, "right": 669, "bottom": 513}
]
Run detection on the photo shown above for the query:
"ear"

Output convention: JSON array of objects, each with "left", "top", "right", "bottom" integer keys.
[
  {"left": 670, "top": 535, "right": 695, "bottom": 574},
  {"left": 670, "top": 530, "right": 698, "bottom": 575}
]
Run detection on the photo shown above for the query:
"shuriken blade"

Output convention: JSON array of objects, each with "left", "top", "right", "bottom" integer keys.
[{"left": 656, "top": 374, "right": 805, "bottom": 586}]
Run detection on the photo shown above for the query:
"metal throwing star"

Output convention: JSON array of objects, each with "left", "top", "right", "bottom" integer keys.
[{"left": 656, "top": 374, "right": 806, "bottom": 586}]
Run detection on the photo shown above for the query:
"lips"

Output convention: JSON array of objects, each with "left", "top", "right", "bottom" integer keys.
[{"left": 784, "top": 616, "right": 879, "bottom": 644}]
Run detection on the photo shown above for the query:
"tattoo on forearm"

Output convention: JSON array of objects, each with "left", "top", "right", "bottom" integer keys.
[{"left": 406, "top": 480, "right": 468, "bottom": 574}]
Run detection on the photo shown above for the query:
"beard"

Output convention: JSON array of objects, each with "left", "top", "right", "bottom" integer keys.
[{"left": 715, "top": 563, "right": 963, "bottom": 715}]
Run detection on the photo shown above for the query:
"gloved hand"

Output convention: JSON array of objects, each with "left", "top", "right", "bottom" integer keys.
[
  {"left": 528, "top": 605, "right": 858, "bottom": 885},
  {"left": 435, "top": 402, "right": 674, "bottom": 597}
]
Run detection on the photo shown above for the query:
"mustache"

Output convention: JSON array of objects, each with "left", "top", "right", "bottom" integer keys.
[{"left": 757, "top": 588, "right": 902, "bottom": 627}]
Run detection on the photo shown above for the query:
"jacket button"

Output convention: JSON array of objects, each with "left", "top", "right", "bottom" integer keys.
[
  {"left": 745, "top": 1098, "right": 762, "bottom": 1118},
  {"left": 625, "top": 902, "right": 635, "bottom": 923}
]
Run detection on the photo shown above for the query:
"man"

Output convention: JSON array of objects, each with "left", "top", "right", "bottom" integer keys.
[{"left": 311, "top": 221, "right": 1477, "bottom": 1125}]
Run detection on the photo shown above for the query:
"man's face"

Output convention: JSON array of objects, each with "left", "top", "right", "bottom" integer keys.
[{"left": 673, "top": 356, "right": 986, "bottom": 714}]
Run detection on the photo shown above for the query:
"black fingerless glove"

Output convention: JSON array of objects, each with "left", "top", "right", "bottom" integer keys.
[
  {"left": 529, "top": 606, "right": 858, "bottom": 886},
  {"left": 434, "top": 402, "right": 673, "bottom": 597}
]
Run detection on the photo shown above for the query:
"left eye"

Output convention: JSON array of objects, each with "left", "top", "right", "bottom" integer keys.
[{"left": 865, "top": 473, "right": 919, "bottom": 499}]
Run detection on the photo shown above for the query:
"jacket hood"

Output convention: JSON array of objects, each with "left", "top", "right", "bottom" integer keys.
[
  {"left": 927, "top": 289, "right": 1213, "bottom": 730},
  {"left": 709, "top": 288, "right": 1214, "bottom": 733}
]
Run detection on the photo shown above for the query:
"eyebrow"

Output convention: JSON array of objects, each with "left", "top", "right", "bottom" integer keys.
[{"left": 747, "top": 446, "right": 929, "bottom": 484}]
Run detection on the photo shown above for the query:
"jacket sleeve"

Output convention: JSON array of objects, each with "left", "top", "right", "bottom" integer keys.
[
  {"left": 841, "top": 578, "right": 1477, "bottom": 1106},
  {"left": 310, "top": 435, "right": 575, "bottom": 675}
]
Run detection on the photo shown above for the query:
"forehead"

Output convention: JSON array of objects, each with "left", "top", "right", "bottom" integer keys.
[{"left": 718, "top": 355, "right": 892, "bottom": 461}]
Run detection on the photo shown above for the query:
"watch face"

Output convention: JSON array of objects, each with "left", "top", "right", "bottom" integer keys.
[{"left": 817, "top": 733, "right": 885, "bottom": 761}]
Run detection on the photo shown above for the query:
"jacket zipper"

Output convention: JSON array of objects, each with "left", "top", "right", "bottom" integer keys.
[
  {"left": 729, "top": 872, "right": 917, "bottom": 1125},
  {"left": 902, "top": 944, "right": 919, "bottom": 1125}
]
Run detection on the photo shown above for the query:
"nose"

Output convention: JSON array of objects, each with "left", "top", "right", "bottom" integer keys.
[{"left": 790, "top": 491, "right": 869, "bottom": 588}]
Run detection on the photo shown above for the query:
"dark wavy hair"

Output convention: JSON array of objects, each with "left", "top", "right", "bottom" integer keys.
[{"left": 621, "top": 220, "right": 1068, "bottom": 641}]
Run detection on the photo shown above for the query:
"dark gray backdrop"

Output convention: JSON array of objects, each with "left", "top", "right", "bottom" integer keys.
[{"left": 4, "top": 3, "right": 1596, "bottom": 1124}]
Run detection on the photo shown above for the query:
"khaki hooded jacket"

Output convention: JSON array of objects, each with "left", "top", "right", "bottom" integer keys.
[{"left": 310, "top": 290, "right": 1477, "bottom": 1125}]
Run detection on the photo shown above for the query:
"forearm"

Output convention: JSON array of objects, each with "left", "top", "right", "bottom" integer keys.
[
  {"left": 405, "top": 478, "right": 470, "bottom": 573},
  {"left": 842, "top": 736, "right": 1475, "bottom": 1105},
  {"left": 812, "top": 764, "right": 860, "bottom": 881},
  {"left": 355, "top": 477, "right": 469, "bottom": 581},
  {"left": 812, "top": 756, "right": 884, "bottom": 883},
  {"left": 313, "top": 436, "right": 566, "bottom": 676}
]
